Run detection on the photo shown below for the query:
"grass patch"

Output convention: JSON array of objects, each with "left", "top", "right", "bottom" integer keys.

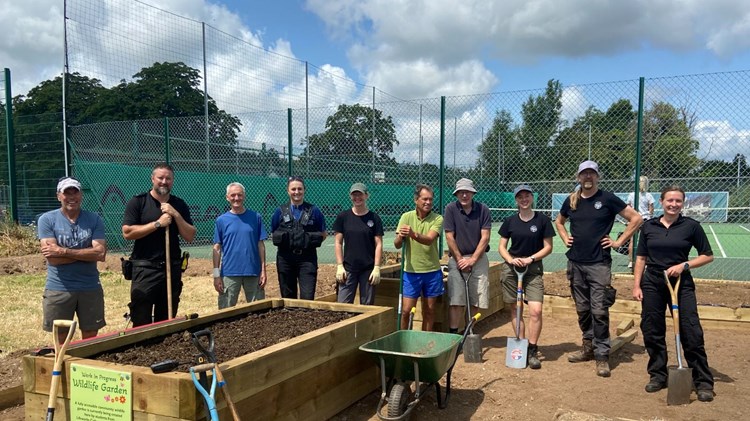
[{"left": 0, "top": 271, "right": 218, "bottom": 355}]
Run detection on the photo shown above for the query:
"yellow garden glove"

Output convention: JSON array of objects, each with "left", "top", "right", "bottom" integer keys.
[
  {"left": 369, "top": 265, "right": 381, "bottom": 285},
  {"left": 336, "top": 264, "right": 347, "bottom": 283}
]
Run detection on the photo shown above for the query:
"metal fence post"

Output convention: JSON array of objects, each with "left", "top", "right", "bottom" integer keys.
[
  {"left": 164, "top": 116, "right": 171, "bottom": 165},
  {"left": 439, "top": 96, "right": 446, "bottom": 253},
  {"left": 631, "top": 77, "right": 646, "bottom": 261},
  {"left": 287, "top": 108, "right": 293, "bottom": 177},
  {"left": 3, "top": 68, "right": 18, "bottom": 222}
]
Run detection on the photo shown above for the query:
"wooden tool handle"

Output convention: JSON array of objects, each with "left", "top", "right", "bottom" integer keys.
[
  {"left": 663, "top": 271, "right": 681, "bottom": 336},
  {"left": 166, "top": 224, "right": 173, "bottom": 319},
  {"left": 47, "top": 320, "right": 77, "bottom": 420},
  {"left": 214, "top": 365, "right": 241, "bottom": 421}
]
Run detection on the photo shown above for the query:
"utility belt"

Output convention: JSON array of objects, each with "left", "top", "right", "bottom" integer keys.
[
  {"left": 131, "top": 259, "right": 182, "bottom": 268},
  {"left": 121, "top": 252, "right": 189, "bottom": 280}
]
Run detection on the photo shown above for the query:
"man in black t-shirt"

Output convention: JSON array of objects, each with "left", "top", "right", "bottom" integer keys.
[
  {"left": 122, "top": 163, "right": 196, "bottom": 327},
  {"left": 555, "top": 160, "right": 642, "bottom": 377}
]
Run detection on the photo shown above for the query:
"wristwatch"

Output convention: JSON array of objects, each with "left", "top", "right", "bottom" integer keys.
[
  {"left": 683, "top": 262, "right": 690, "bottom": 271},
  {"left": 529, "top": 256, "right": 536, "bottom": 262},
  {"left": 154, "top": 221, "right": 161, "bottom": 229}
]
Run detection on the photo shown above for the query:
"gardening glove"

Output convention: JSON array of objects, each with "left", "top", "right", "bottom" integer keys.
[
  {"left": 369, "top": 265, "right": 381, "bottom": 285},
  {"left": 336, "top": 264, "right": 347, "bottom": 283}
]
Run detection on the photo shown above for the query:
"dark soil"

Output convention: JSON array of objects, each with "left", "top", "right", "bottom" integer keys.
[{"left": 95, "top": 308, "right": 355, "bottom": 372}]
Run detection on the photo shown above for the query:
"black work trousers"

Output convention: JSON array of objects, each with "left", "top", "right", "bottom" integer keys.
[
  {"left": 276, "top": 251, "right": 318, "bottom": 300},
  {"left": 129, "top": 262, "right": 183, "bottom": 327},
  {"left": 567, "top": 261, "right": 612, "bottom": 360},
  {"left": 640, "top": 269, "right": 713, "bottom": 390}
]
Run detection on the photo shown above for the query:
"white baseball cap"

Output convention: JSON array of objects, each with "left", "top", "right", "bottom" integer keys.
[{"left": 57, "top": 177, "right": 82, "bottom": 193}]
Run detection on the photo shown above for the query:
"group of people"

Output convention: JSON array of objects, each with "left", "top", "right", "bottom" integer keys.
[{"left": 38, "top": 160, "right": 715, "bottom": 402}]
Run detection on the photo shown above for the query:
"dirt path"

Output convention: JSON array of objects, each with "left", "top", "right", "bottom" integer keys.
[{"left": 2, "top": 254, "right": 749, "bottom": 420}]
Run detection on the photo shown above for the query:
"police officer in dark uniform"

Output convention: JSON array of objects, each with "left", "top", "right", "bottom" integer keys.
[
  {"left": 271, "top": 176, "right": 327, "bottom": 300},
  {"left": 632, "top": 185, "right": 715, "bottom": 402}
]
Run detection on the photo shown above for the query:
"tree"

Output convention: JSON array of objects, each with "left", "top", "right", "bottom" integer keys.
[
  {"left": 476, "top": 110, "right": 520, "bottom": 187},
  {"left": 641, "top": 101, "right": 699, "bottom": 179},
  {"left": 83, "top": 62, "right": 241, "bottom": 157},
  {"left": 518, "top": 79, "right": 563, "bottom": 181},
  {"left": 304, "top": 103, "right": 398, "bottom": 163}
]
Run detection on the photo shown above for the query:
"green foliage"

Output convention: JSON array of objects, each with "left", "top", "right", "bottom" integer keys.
[{"left": 305, "top": 103, "right": 398, "bottom": 163}]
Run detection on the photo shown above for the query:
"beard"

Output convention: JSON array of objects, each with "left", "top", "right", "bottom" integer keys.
[{"left": 155, "top": 186, "right": 171, "bottom": 195}]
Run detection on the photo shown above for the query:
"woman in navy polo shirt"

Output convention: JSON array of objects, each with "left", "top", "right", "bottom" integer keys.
[{"left": 632, "top": 185, "right": 715, "bottom": 402}]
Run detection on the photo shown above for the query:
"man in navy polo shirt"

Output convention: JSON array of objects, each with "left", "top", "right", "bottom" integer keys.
[{"left": 444, "top": 178, "right": 491, "bottom": 334}]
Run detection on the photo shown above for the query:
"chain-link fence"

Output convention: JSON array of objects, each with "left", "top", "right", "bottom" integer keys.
[
  {"left": 62, "top": 71, "right": 750, "bottom": 281},
  {"left": 3, "top": 0, "right": 747, "bottom": 280}
]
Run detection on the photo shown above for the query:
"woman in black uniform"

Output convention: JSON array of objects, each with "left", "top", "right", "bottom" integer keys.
[{"left": 632, "top": 185, "right": 715, "bottom": 402}]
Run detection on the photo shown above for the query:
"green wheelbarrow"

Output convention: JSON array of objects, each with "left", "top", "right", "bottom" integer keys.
[{"left": 359, "top": 314, "right": 480, "bottom": 420}]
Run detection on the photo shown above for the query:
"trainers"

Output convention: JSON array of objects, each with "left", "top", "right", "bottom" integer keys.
[
  {"left": 596, "top": 360, "right": 611, "bottom": 377},
  {"left": 696, "top": 390, "right": 714, "bottom": 402},
  {"left": 645, "top": 380, "right": 666, "bottom": 393},
  {"left": 568, "top": 340, "right": 594, "bottom": 363},
  {"left": 528, "top": 352, "right": 542, "bottom": 369}
]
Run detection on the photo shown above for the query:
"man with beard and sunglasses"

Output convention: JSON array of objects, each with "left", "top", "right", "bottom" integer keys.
[
  {"left": 555, "top": 160, "right": 642, "bottom": 377},
  {"left": 122, "top": 163, "right": 196, "bottom": 327}
]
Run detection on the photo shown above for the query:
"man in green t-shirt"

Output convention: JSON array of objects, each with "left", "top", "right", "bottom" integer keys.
[{"left": 394, "top": 184, "right": 444, "bottom": 331}]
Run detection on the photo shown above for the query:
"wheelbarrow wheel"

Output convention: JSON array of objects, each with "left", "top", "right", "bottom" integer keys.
[{"left": 387, "top": 382, "right": 410, "bottom": 418}]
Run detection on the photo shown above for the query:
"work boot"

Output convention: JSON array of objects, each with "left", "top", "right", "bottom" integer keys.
[
  {"left": 696, "top": 389, "right": 714, "bottom": 402},
  {"left": 567, "top": 339, "right": 594, "bottom": 363},
  {"left": 527, "top": 344, "right": 541, "bottom": 369},
  {"left": 596, "top": 359, "right": 611, "bottom": 377}
]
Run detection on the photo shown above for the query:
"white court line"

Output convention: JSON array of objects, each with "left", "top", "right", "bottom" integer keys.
[
  {"left": 740, "top": 225, "right": 750, "bottom": 233},
  {"left": 708, "top": 225, "right": 727, "bottom": 258}
]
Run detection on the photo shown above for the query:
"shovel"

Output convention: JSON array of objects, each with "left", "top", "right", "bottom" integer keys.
[
  {"left": 192, "top": 329, "right": 241, "bottom": 421},
  {"left": 506, "top": 266, "right": 528, "bottom": 368},
  {"left": 664, "top": 270, "right": 692, "bottom": 405},
  {"left": 46, "top": 320, "right": 77, "bottom": 421},
  {"left": 461, "top": 269, "right": 482, "bottom": 363}
]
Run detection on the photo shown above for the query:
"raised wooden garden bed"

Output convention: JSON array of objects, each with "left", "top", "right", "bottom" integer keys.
[{"left": 23, "top": 299, "right": 394, "bottom": 420}]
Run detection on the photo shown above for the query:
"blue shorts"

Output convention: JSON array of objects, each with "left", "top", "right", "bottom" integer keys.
[{"left": 402, "top": 270, "right": 444, "bottom": 299}]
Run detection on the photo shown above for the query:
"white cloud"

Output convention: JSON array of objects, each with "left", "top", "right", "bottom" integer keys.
[
  {"left": 0, "top": 0, "right": 63, "bottom": 96},
  {"left": 694, "top": 120, "right": 750, "bottom": 162},
  {"left": 306, "top": 0, "right": 750, "bottom": 95}
]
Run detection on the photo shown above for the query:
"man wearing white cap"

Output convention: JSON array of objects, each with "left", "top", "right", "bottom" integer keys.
[
  {"left": 444, "top": 178, "right": 491, "bottom": 334},
  {"left": 555, "top": 160, "right": 642, "bottom": 377},
  {"left": 38, "top": 177, "right": 107, "bottom": 342}
]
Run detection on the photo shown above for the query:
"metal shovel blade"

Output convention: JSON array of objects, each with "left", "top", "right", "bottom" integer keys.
[
  {"left": 506, "top": 337, "right": 528, "bottom": 368},
  {"left": 667, "top": 366, "right": 693, "bottom": 405},
  {"left": 463, "top": 333, "right": 482, "bottom": 363}
]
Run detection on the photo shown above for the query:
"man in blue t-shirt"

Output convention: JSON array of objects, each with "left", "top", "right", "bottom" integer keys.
[
  {"left": 38, "top": 177, "right": 107, "bottom": 342},
  {"left": 555, "top": 160, "right": 642, "bottom": 378},
  {"left": 213, "top": 182, "right": 268, "bottom": 309}
]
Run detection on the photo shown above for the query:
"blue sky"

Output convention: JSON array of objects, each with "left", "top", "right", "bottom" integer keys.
[
  {"left": 4, "top": 0, "right": 750, "bottom": 97},
  {"left": 2, "top": 0, "right": 750, "bottom": 164}
]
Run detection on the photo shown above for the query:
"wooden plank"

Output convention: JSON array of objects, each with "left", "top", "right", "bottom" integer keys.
[
  {"left": 611, "top": 328, "right": 638, "bottom": 354},
  {"left": 616, "top": 318, "right": 635, "bottom": 335},
  {"left": 0, "top": 383, "right": 23, "bottom": 410}
]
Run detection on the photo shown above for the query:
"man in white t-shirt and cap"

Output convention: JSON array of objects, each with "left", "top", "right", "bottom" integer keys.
[{"left": 444, "top": 178, "right": 492, "bottom": 334}]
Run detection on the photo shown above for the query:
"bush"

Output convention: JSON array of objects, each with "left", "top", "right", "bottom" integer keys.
[{"left": 0, "top": 215, "right": 38, "bottom": 257}]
